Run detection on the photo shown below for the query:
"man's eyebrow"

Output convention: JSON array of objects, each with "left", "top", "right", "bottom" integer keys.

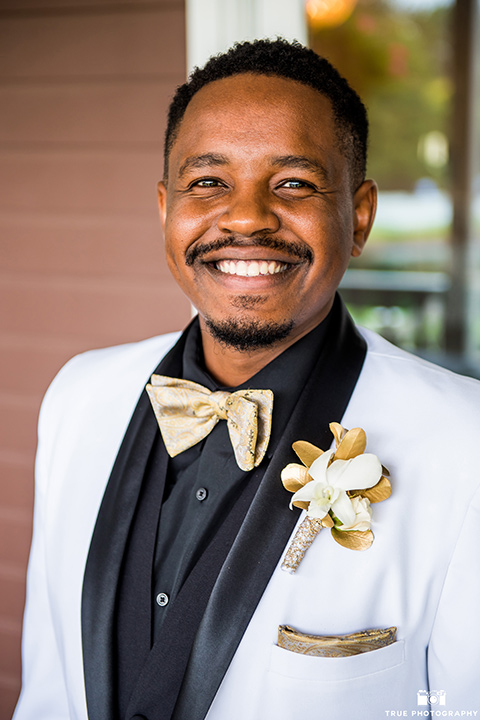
[
  {"left": 178, "top": 153, "right": 229, "bottom": 178},
  {"left": 271, "top": 155, "right": 330, "bottom": 182}
]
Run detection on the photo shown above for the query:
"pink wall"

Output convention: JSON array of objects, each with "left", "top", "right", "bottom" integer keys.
[{"left": 0, "top": 1, "right": 189, "bottom": 715}]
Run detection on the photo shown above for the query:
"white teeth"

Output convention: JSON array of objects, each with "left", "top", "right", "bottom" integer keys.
[{"left": 216, "top": 259, "right": 288, "bottom": 276}]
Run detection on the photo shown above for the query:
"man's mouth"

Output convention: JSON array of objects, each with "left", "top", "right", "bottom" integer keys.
[
  {"left": 185, "top": 236, "right": 313, "bottom": 267},
  {"left": 215, "top": 259, "right": 289, "bottom": 277}
]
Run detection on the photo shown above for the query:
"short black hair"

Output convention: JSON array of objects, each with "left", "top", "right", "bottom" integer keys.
[{"left": 164, "top": 38, "right": 369, "bottom": 189}]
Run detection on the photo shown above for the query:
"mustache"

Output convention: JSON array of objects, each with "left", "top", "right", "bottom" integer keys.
[{"left": 185, "top": 235, "right": 313, "bottom": 266}]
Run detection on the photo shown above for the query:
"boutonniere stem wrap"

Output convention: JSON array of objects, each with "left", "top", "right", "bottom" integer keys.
[{"left": 281, "top": 422, "right": 391, "bottom": 573}]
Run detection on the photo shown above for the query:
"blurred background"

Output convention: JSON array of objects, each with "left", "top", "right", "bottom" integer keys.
[{"left": 0, "top": 0, "right": 478, "bottom": 716}]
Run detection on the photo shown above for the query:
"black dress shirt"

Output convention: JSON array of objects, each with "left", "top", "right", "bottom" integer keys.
[{"left": 150, "top": 315, "right": 331, "bottom": 637}]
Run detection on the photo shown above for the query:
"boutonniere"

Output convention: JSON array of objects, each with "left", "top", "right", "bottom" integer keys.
[{"left": 281, "top": 422, "right": 391, "bottom": 573}]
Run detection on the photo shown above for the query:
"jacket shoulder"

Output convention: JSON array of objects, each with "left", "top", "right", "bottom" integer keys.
[
  {"left": 357, "top": 326, "right": 480, "bottom": 435},
  {"left": 40, "top": 332, "right": 181, "bottom": 423},
  {"left": 361, "top": 326, "right": 480, "bottom": 388}
]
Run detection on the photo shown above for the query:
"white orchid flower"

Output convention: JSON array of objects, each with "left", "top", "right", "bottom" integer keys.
[{"left": 290, "top": 448, "right": 382, "bottom": 527}]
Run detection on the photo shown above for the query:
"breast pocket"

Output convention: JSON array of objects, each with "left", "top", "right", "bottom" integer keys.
[{"left": 259, "top": 641, "right": 407, "bottom": 720}]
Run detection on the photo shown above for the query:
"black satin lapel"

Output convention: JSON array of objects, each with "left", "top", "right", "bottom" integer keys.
[
  {"left": 81, "top": 327, "right": 189, "bottom": 720},
  {"left": 173, "top": 296, "right": 367, "bottom": 720}
]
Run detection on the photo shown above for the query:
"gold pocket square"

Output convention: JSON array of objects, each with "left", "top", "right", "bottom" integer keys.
[{"left": 277, "top": 624, "right": 397, "bottom": 658}]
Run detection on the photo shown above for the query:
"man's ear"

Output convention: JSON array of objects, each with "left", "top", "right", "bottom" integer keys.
[
  {"left": 352, "top": 180, "right": 377, "bottom": 258},
  {"left": 157, "top": 180, "right": 168, "bottom": 230}
]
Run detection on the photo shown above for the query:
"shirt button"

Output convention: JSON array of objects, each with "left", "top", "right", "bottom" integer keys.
[
  {"left": 196, "top": 487, "right": 208, "bottom": 501},
  {"left": 156, "top": 592, "right": 169, "bottom": 607}
]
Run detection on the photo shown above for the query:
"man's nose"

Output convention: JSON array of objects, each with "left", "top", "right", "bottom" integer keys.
[{"left": 217, "top": 189, "right": 280, "bottom": 236}]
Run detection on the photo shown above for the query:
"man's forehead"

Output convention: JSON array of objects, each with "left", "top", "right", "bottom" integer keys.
[
  {"left": 183, "top": 72, "right": 333, "bottom": 118},
  {"left": 168, "top": 75, "right": 338, "bottom": 167}
]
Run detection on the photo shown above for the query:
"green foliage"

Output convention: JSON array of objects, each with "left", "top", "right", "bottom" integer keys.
[{"left": 309, "top": 1, "right": 453, "bottom": 190}]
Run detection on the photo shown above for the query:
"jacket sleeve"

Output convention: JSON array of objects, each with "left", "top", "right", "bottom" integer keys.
[
  {"left": 13, "top": 362, "right": 84, "bottom": 720},
  {"left": 427, "top": 484, "right": 480, "bottom": 709}
]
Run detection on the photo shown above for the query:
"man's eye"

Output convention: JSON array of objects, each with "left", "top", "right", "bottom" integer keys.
[
  {"left": 193, "top": 178, "right": 221, "bottom": 188},
  {"left": 280, "top": 179, "right": 313, "bottom": 190}
]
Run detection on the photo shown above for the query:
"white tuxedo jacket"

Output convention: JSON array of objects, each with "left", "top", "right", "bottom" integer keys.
[{"left": 14, "top": 325, "right": 480, "bottom": 719}]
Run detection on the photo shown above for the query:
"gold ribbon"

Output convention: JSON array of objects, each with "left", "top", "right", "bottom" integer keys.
[{"left": 146, "top": 374, "right": 273, "bottom": 472}]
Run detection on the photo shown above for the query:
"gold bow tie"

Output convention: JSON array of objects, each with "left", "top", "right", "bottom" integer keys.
[{"left": 146, "top": 374, "right": 274, "bottom": 472}]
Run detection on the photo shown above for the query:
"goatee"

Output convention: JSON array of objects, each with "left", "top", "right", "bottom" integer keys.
[{"left": 205, "top": 316, "right": 294, "bottom": 352}]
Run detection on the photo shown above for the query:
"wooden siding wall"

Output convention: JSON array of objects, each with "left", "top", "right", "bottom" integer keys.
[{"left": 0, "top": 2, "right": 188, "bottom": 716}]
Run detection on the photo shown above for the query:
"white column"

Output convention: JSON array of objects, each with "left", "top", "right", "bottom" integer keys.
[{"left": 186, "top": 0, "right": 307, "bottom": 73}]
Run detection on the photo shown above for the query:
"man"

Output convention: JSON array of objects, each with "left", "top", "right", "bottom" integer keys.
[{"left": 14, "top": 39, "right": 480, "bottom": 720}]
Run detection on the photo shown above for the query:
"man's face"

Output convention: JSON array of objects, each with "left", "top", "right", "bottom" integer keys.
[{"left": 158, "top": 73, "right": 376, "bottom": 350}]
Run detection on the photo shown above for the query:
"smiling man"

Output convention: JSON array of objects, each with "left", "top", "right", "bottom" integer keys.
[
  {"left": 159, "top": 70, "right": 375, "bottom": 387},
  {"left": 14, "top": 39, "right": 480, "bottom": 720}
]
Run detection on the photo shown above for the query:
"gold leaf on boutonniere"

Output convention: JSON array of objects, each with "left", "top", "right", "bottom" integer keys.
[{"left": 280, "top": 423, "right": 391, "bottom": 573}]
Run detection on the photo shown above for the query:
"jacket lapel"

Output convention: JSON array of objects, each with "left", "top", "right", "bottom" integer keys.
[
  {"left": 172, "top": 295, "right": 367, "bottom": 720},
  {"left": 81, "top": 327, "right": 189, "bottom": 720}
]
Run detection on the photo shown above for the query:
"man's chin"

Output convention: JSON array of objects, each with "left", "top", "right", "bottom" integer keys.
[{"left": 204, "top": 316, "right": 294, "bottom": 352}]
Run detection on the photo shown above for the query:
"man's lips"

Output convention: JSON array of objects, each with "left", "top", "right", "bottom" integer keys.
[
  {"left": 215, "top": 259, "right": 289, "bottom": 277},
  {"left": 185, "top": 235, "right": 313, "bottom": 267}
]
